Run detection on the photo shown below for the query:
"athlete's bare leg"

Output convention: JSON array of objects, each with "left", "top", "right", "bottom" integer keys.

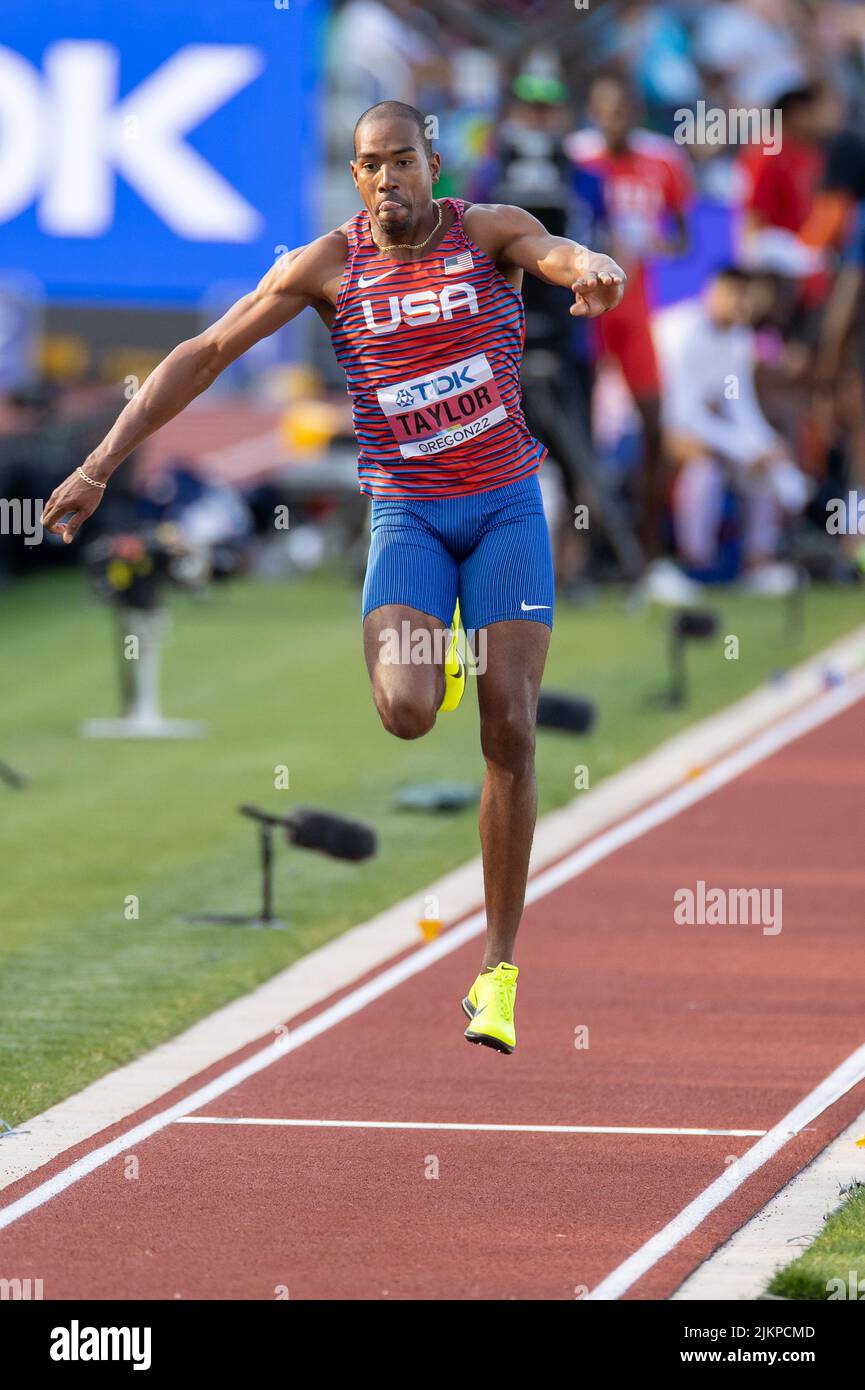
[
  {"left": 474, "top": 619, "right": 551, "bottom": 969},
  {"left": 365, "top": 606, "right": 549, "bottom": 969},
  {"left": 363, "top": 604, "right": 447, "bottom": 739}
]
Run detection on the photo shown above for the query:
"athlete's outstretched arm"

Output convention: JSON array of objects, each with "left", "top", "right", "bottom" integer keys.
[
  {"left": 466, "top": 203, "right": 626, "bottom": 318},
  {"left": 41, "top": 234, "right": 346, "bottom": 543}
]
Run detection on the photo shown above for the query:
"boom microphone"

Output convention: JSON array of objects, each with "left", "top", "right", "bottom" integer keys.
[
  {"left": 286, "top": 808, "right": 378, "bottom": 861},
  {"left": 536, "top": 692, "right": 597, "bottom": 735},
  {"left": 240, "top": 804, "right": 377, "bottom": 861},
  {"left": 673, "top": 610, "right": 718, "bottom": 640}
]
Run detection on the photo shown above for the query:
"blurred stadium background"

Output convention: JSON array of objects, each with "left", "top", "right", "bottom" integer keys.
[{"left": 2, "top": 0, "right": 865, "bottom": 1123}]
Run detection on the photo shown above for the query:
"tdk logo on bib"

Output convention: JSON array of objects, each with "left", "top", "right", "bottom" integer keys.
[
  {"left": 361, "top": 282, "right": 479, "bottom": 335},
  {"left": 396, "top": 363, "right": 476, "bottom": 407},
  {"left": 377, "top": 351, "right": 507, "bottom": 458}
]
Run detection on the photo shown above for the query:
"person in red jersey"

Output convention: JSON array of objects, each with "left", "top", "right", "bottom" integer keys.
[
  {"left": 739, "top": 88, "right": 825, "bottom": 240},
  {"left": 40, "top": 102, "right": 625, "bottom": 1055},
  {"left": 737, "top": 84, "right": 839, "bottom": 310},
  {"left": 566, "top": 71, "right": 693, "bottom": 594}
]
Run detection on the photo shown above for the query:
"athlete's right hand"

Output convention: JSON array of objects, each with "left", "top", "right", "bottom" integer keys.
[{"left": 41, "top": 466, "right": 106, "bottom": 544}]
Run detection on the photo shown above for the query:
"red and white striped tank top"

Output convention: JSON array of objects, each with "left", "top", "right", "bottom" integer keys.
[{"left": 330, "top": 197, "right": 547, "bottom": 498}]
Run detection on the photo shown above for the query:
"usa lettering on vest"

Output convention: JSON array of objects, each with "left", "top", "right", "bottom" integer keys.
[{"left": 361, "top": 282, "right": 479, "bottom": 335}]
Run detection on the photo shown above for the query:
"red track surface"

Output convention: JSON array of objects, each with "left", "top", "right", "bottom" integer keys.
[{"left": 2, "top": 697, "right": 865, "bottom": 1300}]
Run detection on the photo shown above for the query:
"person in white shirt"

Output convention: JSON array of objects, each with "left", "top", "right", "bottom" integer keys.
[{"left": 653, "top": 267, "right": 811, "bottom": 593}]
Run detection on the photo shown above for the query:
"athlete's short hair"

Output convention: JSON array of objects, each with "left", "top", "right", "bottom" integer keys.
[{"left": 353, "top": 101, "right": 433, "bottom": 158}]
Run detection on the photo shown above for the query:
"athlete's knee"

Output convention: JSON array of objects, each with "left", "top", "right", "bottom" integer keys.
[
  {"left": 480, "top": 703, "right": 536, "bottom": 773},
  {"left": 376, "top": 687, "right": 438, "bottom": 740}
]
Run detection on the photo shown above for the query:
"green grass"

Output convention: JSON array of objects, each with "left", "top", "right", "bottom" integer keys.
[
  {"left": 768, "top": 1182, "right": 865, "bottom": 1300},
  {"left": 0, "top": 570, "right": 863, "bottom": 1127}
]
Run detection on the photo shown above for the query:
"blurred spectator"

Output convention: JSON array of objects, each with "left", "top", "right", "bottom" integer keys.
[
  {"left": 800, "top": 125, "right": 865, "bottom": 256},
  {"left": 471, "top": 73, "right": 576, "bottom": 220},
  {"left": 469, "top": 74, "right": 635, "bottom": 584},
  {"left": 326, "top": 0, "right": 443, "bottom": 110},
  {"left": 655, "top": 267, "right": 812, "bottom": 592},
  {"left": 737, "top": 83, "right": 839, "bottom": 294},
  {"left": 813, "top": 198, "right": 865, "bottom": 567},
  {"left": 565, "top": 70, "right": 693, "bottom": 586},
  {"left": 693, "top": 0, "right": 811, "bottom": 108},
  {"left": 595, "top": 0, "right": 703, "bottom": 125},
  {"left": 433, "top": 48, "right": 501, "bottom": 199},
  {"left": 816, "top": 201, "right": 865, "bottom": 388}
]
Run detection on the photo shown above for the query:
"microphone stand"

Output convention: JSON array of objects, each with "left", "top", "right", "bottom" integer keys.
[{"left": 185, "top": 813, "right": 288, "bottom": 931}]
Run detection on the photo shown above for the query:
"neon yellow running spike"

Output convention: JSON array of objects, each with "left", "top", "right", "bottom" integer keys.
[
  {"left": 461, "top": 961, "right": 519, "bottom": 1054},
  {"left": 439, "top": 598, "right": 466, "bottom": 713}
]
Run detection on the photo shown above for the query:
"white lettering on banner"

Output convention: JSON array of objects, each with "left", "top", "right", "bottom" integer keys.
[
  {"left": 0, "top": 42, "right": 265, "bottom": 239},
  {"left": 0, "top": 49, "right": 41, "bottom": 223}
]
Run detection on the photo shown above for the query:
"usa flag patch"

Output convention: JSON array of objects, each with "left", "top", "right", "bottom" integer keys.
[{"left": 443, "top": 250, "right": 474, "bottom": 275}]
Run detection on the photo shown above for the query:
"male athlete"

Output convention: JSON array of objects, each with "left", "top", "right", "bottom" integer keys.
[{"left": 41, "top": 102, "right": 625, "bottom": 1055}]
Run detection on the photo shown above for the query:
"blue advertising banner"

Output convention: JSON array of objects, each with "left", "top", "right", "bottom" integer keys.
[{"left": 0, "top": 0, "right": 327, "bottom": 305}]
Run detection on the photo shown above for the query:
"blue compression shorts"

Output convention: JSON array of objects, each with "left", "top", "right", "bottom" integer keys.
[{"left": 362, "top": 474, "right": 555, "bottom": 632}]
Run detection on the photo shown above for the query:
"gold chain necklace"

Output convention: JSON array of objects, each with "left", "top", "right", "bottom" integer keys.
[{"left": 369, "top": 199, "right": 442, "bottom": 253}]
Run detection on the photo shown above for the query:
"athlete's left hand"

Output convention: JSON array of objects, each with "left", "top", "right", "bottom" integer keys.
[{"left": 570, "top": 265, "right": 626, "bottom": 317}]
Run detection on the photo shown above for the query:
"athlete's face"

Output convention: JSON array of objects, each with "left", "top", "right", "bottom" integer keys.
[{"left": 351, "top": 117, "right": 441, "bottom": 239}]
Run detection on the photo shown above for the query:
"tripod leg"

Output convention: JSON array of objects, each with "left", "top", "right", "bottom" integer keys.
[
  {"left": 260, "top": 825, "right": 275, "bottom": 925},
  {"left": 669, "top": 631, "right": 686, "bottom": 706}
]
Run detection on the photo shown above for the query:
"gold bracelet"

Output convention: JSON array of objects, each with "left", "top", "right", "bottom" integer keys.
[{"left": 76, "top": 466, "right": 107, "bottom": 491}]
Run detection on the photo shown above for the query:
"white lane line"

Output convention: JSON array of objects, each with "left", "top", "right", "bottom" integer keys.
[
  {"left": 671, "top": 1107, "right": 865, "bottom": 1300},
  {"left": 586, "top": 1040, "right": 865, "bottom": 1300},
  {"left": 1, "top": 673, "right": 863, "bottom": 1236},
  {"left": 174, "top": 1117, "right": 768, "bottom": 1137}
]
